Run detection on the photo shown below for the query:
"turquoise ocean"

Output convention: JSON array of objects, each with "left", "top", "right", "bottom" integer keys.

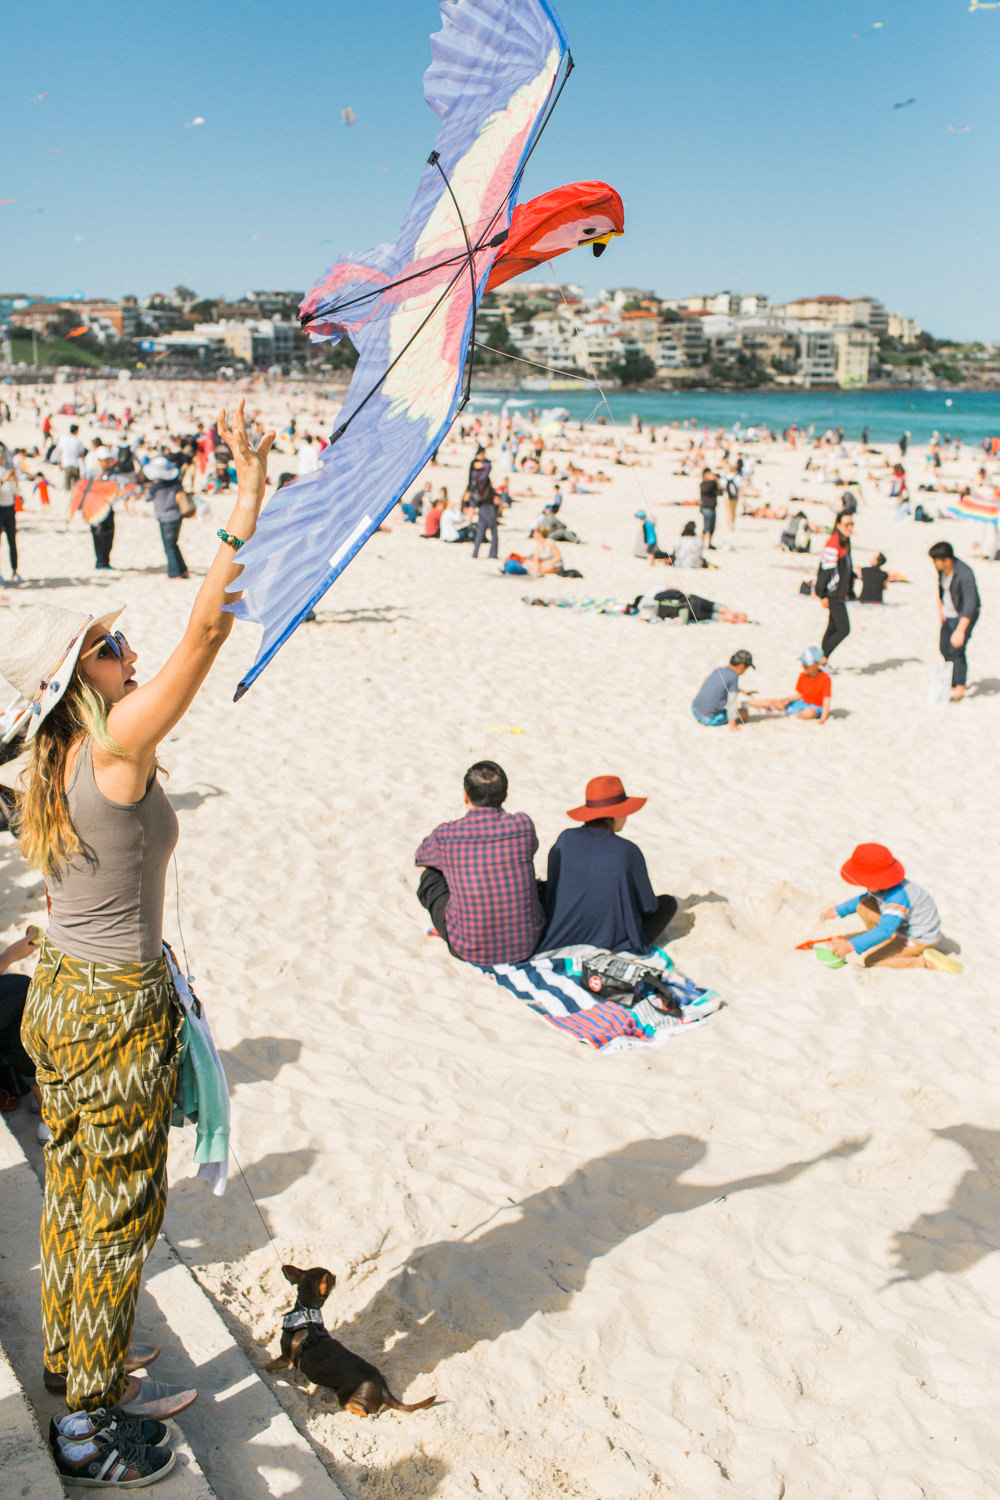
[{"left": 467, "top": 386, "right": 1000, "bottom": 446}]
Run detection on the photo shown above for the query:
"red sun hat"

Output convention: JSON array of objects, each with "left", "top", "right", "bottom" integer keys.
[
  {"left": 840, "top": 843, "right": 906, "bottom": 890},
  {"left": 567, "top": 775, "right": 646, "bottom": 823}
]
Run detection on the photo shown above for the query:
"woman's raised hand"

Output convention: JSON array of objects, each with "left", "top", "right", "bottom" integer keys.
[{"left": 217, "top": 399, "right": 276, "bottom": 515}]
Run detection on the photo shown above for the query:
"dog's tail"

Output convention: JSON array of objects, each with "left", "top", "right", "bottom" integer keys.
[{"left": 385, "top": 1389, "right": 436, "bottom": 1413}]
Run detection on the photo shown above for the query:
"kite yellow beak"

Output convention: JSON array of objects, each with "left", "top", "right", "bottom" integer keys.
[{"left": 586, "top": 230, "right": 624, "bottom": 258}]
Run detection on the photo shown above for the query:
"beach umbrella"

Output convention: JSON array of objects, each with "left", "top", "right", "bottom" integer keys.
[{"left": 946, "top": 491, "right": 999, "bottom": 523}]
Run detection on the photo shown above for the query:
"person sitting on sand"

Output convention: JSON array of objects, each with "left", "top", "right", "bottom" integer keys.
[
  {"left": 819, "top": 843, "right": 960, "bottom": 971},
  {"left": 422, "top": 493, "right": 445, "bottom": 539},
  {"left": 439, "top": 493, "right": 474, "bottom": 543},
  {"left": 672, "top": 521, "right": 704, "bottom": 568},
  {"left": 525, "top": 526, "right": 562, "bottom": 575},
  {"left": 779, "top": 511, "right": 811, "bottom": 553},
  {"left": 691, "top": 649, "right": 755, "bottom": 730},
  {"left": 770, "top": 646, "right": 832, "bottom": 723},
  {"left": 857, "top": 551, "right": 903, "bottom": 604},
  {"left": 537, "top": 776, "right": 677, "bottom": 955},
  {"left": 415, "top": 761, "right": 544, "bottom": 966}
]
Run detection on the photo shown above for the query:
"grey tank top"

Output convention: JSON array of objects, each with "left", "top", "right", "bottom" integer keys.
[{"left": 46, "top": 739, "right": 179, "bottom": 964}]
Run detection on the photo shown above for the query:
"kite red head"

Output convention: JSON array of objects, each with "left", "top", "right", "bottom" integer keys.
[{"left": 485, "top": 180, "right": 624, "bottom": 291}]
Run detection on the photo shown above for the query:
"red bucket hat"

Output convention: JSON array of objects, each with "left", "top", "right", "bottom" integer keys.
[
  {"left": 840, "top": 843, "right": 905, "bottom": 890},
  {"left": 567, "top": 775, "right": 646, "bottom": 823}
]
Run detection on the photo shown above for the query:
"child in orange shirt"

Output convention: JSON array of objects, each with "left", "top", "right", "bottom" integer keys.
[{"left": 780, "top": 646, "right": 831, "bottom": 722}]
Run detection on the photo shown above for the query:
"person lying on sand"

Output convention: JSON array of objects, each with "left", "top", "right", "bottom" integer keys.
[
  {"left": 817, "top": 843, "right": 961, "bottom": 971},
  {"left": 641, "top": 590, "right": 747, "bottom": 626}
]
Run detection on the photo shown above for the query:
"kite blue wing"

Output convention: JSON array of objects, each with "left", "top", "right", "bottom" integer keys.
[{"left": 229, "top": 0, "right": 569, "bottom": 697}]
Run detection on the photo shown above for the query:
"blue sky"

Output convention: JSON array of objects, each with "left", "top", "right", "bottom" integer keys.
[{"left": 1, "top": 0, "right": 996, "bottom": 339}]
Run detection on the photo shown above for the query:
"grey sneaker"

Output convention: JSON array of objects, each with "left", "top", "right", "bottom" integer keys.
[
  {"left": 50, "top": 1409, "right": 174, "bottom": 1488},
  {"left": 50, "top": 1407, "right": 168, "bottom": 1453}
]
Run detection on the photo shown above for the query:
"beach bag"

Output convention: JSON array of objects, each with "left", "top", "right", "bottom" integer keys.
[
  {"left": 176, "top": 488, "right": 197, "bottom": 518},
  {"left": 580, "top": 953, "right": 682, "bottom": 1017}
]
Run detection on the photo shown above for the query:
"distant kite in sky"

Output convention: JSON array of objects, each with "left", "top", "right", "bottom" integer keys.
[
  {"left": 0, "top": 198, "right": 18, "bottom": 206},
  {"left": 65, "top": 326, "right": 88, "bottom": 337},
  {"left": 228, "top": 0, "right": 601, "bottom": 698},
  {"left": 872, "top": 20, "right": 885, "bottom": 27},
  {"left": 892, "top": 98, "right": 916, "bottom": 109},
  {"left": 947, "top": 124, "right": 971, "bottom": 132},
  {"left": 29, "top": 93, "right": 49, "bottom": 101},
  {"left": 47, "top": 147, "right": 67, "bottom": 153},
  {"left": 341, "top": 107, "right": 356, "bottom": 126},
  {"left": 185, "top": 116, "right": 205, "bottom": 128},
  {"left": 968, "top": 1, "right": 1000, "bottom": 11}
]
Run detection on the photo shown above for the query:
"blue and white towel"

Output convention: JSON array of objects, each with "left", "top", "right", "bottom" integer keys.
[{"left": 483, "top": 946, "right": 721, "bottom": 1054}]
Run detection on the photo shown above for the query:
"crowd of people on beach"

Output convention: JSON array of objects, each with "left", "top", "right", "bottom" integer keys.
[{"left": 0, "top": 376, "right": 993, "bottom": 1486}]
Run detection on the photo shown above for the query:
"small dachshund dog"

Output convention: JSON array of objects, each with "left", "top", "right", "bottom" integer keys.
[{"left": 265, "top": 1264, "right": 436, "bottom": 1417}]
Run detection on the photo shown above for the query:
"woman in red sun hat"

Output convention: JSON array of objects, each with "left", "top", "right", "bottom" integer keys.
[
  {"left": 537, "top": 776, "right": 677, "bottom": 954},
  {"left": 821, "top": 844, "right": 960, "bottom": 971}
]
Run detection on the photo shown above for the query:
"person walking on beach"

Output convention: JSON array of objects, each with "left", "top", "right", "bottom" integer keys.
[
  {"left": 699, "top": 467, "right": 719, "bottom": 549},
  {"left": 816, "top": 511, "right": 856, "bottom": 661},
  {"left": 88, "top": 448, "right": 123, "bottom": 573},
  {"left": 144, "top": 455, "right": 190, "bottom": 579},
  {"left": 929, "top": 541, "right": 980, "bottom": 701},
  {"left": 899, "top": 431, "right": 910, "bottom": 458},
  {"left": 1, "top": 399, "right": 274, "bottom": 1488},
  {"left": 0, "top": 464, "right": 23, "bottom": 584},
  {"left": 54, "top": 423, "right": 86, "bottom": 492},
  {"left": 471, "top": 476, "right": 502, "bottom": 560}
]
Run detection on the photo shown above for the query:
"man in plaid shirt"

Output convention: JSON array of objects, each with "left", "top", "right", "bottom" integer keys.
[{"left": 415, "top": 761, "right": 544, "bottom": 966}]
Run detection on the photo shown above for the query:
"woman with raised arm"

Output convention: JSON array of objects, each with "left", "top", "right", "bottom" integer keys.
[{"left": 0, "top": 401, "right": 273, "bottom": 1490}]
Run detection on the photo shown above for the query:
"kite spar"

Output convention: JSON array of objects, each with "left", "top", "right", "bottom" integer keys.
[{"left": 228, "top": 0, "right": 571, "bottom": 698}]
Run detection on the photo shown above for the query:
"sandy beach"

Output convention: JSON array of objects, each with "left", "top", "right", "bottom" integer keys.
[{"left": 2, "top": 378, "right": 1000, "bottom": 1499}]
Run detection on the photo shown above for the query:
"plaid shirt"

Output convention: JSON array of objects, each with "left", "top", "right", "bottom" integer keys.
[{"left": 415, "top": 806, "right": 544, "bottom": 965}]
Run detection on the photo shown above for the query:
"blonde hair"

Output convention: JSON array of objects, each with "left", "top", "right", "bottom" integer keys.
[{"left": 16, "top": 676, "right": 121, "bottom": 877}]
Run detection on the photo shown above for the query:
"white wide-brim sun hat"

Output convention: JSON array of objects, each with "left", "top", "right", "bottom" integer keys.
[{"left": 0, "top": 603, "right": 125, "bottom": 744}]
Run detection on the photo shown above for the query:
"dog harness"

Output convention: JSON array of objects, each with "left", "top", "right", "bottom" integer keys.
[
  {"left": 283, "top": 1305, "right": 325, "bottom": 1334},
  {"left": 283, "top": 1304, "right": 327, "bottom": 1358}
]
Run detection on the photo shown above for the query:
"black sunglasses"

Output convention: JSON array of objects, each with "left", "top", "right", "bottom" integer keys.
[{"left": 81, "top": 630, "right": 129, "bottom": 663}]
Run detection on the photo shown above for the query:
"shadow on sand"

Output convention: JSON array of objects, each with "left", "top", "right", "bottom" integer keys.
[
  {"left": 889, "top": 1125, "right": 1000, "bottom": 1284},
  {"left": 329, "top": 1133, "right": 868, "bottom": 1380}
]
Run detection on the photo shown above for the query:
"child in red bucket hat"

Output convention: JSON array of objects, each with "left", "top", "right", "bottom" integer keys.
[{"left": 820, "top": 844, "right": 960, "bottom": 971}]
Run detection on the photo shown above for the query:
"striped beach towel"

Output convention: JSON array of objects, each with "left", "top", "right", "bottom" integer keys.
[{"left": 483, "top": 947, "right": 721, "bottom": 1053}]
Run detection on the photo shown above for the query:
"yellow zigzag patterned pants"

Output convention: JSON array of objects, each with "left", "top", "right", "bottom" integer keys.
[{"left": 21, "top": 941, "right": 182, "bottom": 1412}]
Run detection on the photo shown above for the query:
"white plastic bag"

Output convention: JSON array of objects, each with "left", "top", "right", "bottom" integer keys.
[{"left": 927, "top": 661, "right": 952, "bottom": 707}]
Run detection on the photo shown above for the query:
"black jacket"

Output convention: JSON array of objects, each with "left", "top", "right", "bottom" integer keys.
[{"left": 938, "top": 558, "right": 980, "bottom": 623}]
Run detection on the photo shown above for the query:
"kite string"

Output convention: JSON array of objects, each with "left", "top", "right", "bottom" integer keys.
[{"left": 473, "top": 342, "right": 596, "bottom": 385}]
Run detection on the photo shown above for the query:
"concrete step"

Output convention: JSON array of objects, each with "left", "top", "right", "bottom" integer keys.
[{"left": 0, "top": 1111, "right": 347, "bottom": 1499}]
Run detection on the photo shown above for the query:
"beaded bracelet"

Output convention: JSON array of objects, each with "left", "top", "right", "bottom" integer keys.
[{"left": 217, "top": 529, "right": 244, "bottom": 551}]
